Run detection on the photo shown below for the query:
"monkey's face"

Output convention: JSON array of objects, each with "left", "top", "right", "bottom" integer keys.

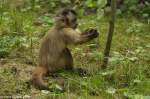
[
  {"left": 66, "top": 12, "right": 78, "bottom": 29},
  {"left": 55, "top": 8, "right": 78, "bottom": 29}
]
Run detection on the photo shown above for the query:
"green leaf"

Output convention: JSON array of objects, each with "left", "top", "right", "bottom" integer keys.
[
  {"left": 106, "top": 87, "right": 116, "bottom": 94},
  {"left": 128, "top": 57, "right": 138, "bottom": 62},
  {"left": 55, "top": 84, "right": 63, "bottom": 91},
  {"left": 41, "top": 90, "right": 49, "bottom": 94}
]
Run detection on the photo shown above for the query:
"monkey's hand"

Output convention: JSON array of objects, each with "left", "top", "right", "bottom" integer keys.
[{"left": 83, "top": 28, "right": 99, "bottom": 39}]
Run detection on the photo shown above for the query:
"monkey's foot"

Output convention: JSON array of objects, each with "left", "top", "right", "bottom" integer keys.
[
  {"left": 74, "top": 68, "right": 87, "bottom": 76},
  {"left": 31, "top": 79, "right": 49, "bottom": 90}
]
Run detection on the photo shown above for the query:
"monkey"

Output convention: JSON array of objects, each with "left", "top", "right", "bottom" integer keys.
[{"left": 32, "top": 8, "right": 99, "bottom": 90}]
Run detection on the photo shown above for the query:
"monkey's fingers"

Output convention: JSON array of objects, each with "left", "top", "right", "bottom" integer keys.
[
  {"left": 92, "top": 30, "right": 99, "bottom": 38},
  {"left": 88, "top": 29, "right": 97, "bottom": 33},
  {"left": 83, "top": 29, "right": 97, "bottom": 36},
  {"left": 88, "top": 30, "right": 99, "bottom": 39}
]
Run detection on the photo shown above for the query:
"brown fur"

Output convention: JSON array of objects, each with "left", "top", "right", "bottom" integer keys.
[{"left": 32, "top": 8, "right": 99, "bottom": 90}]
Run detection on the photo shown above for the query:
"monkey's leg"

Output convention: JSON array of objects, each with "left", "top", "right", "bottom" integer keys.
[
  {"left": 63, "top": 48, "right": 87, "bottom": 76},
  {"left": 63, "top": 48, "right": 74, "bottom": 70},
  {"left": 32, "top": 66, "right": 49, "bottom": 90}
]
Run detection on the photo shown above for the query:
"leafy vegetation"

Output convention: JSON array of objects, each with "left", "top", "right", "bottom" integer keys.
[
  {"left": 0, "top": 0, "right": 150, "bottom": 99},
  {"left": 124, "top": 0, "right": 150, "bottom": 19}
]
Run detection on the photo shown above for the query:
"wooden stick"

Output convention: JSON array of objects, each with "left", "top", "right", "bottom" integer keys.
[{"left": 102, "top": 0, "right": 116, "bottom": 69}]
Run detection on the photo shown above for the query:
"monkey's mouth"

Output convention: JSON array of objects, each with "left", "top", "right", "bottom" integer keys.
[{"left": 73, "top": 24, "right": 78, "bottom": 29}]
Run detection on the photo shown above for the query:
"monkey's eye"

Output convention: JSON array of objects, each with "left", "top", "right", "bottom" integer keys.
[{"left": 72, "top": 18, "right": 77, "bottom": 23}]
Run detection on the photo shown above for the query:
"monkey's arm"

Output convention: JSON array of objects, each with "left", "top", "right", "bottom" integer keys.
[{"left": 63, "top": 28, "right": 99, "bottom": 44}]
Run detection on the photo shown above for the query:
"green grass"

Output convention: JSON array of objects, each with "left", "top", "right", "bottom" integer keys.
[{"left": 0, "top": 8, "right": 150, "bottom": 99}]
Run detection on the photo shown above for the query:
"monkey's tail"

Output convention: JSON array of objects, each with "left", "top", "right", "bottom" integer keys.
[{"left": 32, "top": 66, "right": 49, "bottom": 90}]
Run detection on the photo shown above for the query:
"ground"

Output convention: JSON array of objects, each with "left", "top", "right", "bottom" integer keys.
[{"left": 0, "top": 14, "right": 150, "bottom": 99}]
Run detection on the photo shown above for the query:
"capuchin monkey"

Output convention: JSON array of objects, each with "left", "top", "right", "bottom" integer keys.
[{"left": 32, "top": 8, "right": 99, "bottom": 90}]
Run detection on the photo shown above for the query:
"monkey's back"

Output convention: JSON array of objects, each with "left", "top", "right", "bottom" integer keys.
[{"left": 39, "top": 27, "right": 67, "bottom": 70}]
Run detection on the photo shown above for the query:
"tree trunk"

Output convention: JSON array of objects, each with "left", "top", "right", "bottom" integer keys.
[{"left": 102, "top": 0, "right": 116, "bottom": 69}]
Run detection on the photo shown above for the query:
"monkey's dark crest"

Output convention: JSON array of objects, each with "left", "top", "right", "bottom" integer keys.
[
  {"left": 61, "top": 8, "right": 77, "bottom": 16},
  {"left": 56, "top": 8, "right": 77, "bottom": 17},
  {"left": 32, "top": 8, "right": 99, "bottom": 90}
]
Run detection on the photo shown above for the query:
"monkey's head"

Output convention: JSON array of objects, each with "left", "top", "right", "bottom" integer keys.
[{"left": 55, "top": 8, "right": 78, "bottom": 29}]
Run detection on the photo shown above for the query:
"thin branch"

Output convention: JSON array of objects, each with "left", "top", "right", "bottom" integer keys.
[{"left": 102, "top": 0, "right": 116, "bottom": 69}]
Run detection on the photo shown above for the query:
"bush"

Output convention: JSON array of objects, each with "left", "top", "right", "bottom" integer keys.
[{"left": 124, "top": 0, "right": 150, "bottom": 19}]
